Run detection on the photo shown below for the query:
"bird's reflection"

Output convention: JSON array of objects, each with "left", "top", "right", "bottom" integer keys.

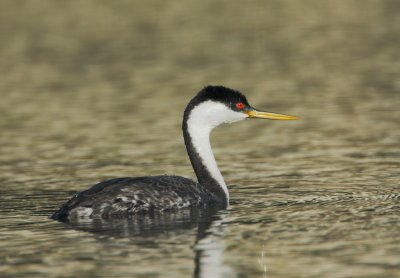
[
  {"left": 60, "top": 207, "right": 234, "bottom": 277},
  {"left": 194, "top": 210, "right": 235, "bottom": 278}
]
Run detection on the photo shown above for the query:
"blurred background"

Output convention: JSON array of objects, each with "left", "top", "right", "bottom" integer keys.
[{"left": 0, "top": 1, "right": 399, "bottom": 278}]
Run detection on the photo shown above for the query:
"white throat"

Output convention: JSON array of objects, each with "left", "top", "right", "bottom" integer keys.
[{"left": 187, "top": 101, "right": 248, "bottom": 200}]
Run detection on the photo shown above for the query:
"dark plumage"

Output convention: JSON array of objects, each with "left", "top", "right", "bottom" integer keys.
[
  {"left": 51, "top": 176, "right": 218, "bottom": 220},
  {"left": 186, "top": 85, "right": 251, "bottom": 112}
]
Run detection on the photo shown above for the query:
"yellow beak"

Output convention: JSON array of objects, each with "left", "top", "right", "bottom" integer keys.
[{"left": 246, "top": 109, "right": 298, "bottom": 120}]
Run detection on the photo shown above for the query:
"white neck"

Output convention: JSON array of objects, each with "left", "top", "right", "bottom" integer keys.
[{"left": 186, "top": 101, "right": 248, "bottom": 201}]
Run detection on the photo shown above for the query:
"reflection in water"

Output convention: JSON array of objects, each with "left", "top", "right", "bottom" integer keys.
[
  {"left": 62, "top": 207, "right": 233, "bottom": 277},
  {"left": 62, "top": 207, "right": 219, "bottom": 238},
  {"left": 194, "top": 211, "right": 234, "bottom": 278}
]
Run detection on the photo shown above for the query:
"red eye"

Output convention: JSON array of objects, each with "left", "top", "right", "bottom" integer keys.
[{"left": 236, "top": 102, "right": 244, "bottom": 110}]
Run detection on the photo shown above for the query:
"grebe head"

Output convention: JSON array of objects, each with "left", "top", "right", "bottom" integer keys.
[{"left": 184, "top": 86, "right": 297, "bottom": 130}]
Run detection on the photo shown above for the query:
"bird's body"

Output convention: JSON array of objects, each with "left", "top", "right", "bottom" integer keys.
[
  {"left": 51, "top": 86, "right": 296, "bottom": 221},
  {"left": 51, "top": 176, "right": 218, "bottom": 220}
]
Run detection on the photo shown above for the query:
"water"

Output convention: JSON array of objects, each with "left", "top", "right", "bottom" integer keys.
[{"left": 1, "top": 1, "right": 399, "bottom": 277}]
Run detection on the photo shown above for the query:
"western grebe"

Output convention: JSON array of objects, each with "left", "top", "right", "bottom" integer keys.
[{"left": 51, "top": 85, "right": 297, "bottom": 220}]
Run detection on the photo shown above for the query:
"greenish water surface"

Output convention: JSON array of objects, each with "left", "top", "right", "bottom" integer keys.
[{"left": 0, "top": 1, "right": 399, "bottom": 277}]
